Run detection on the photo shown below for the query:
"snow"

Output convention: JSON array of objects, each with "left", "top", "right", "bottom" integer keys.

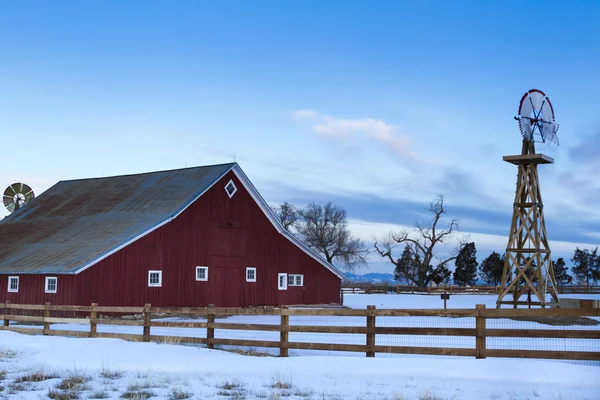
[
  {"left": 1, "top": 293, "right": 600, "bottom": 399},
  {"left": 1, "top": 331, "right": 600, "bottom": 399}
]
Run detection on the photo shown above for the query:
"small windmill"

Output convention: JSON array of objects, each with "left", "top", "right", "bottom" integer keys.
[
  {"left": 3, "top": 183, "right": 35, "bottom": 213},
  {"left": 496, "top": 89, "right": 560, "bottom": 308}
]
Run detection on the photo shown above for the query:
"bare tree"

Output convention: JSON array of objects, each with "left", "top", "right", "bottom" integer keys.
[
  {"left": 270, "top": 202, "right": 299, "bottom": 231},
  {"left": 374, "top": 194, "right": 466, "bottom": 287},
  {"left": 296, "top": 202, "right": 369, "bottom": 272}
]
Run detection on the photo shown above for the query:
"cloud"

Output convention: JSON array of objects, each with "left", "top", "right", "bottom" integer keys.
[
  {"left": 292, "top": 110, "right": 416, "bottom": 160},
  {"left": 568, "top": 128, "right": 600, "bottom": 165},
  {"left": 292, "top": 109, "right": 319, "bottom": 121}
]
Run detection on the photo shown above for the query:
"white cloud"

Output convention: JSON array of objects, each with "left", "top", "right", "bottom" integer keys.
[
  {"left": 292, "top": 109, "right": 319, "bottom": 121},
  {"left": 292, "top": 110, "right": 416, "bottom": 160}
]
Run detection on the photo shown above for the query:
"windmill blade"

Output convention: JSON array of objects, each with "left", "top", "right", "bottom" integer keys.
[
  {"left": 4, "top": 184, "right": 17, "bottom": 198},
  {"left": 517, "top": 89, "right": 559, "bottom": 145},
  {"left": 3, "top": 182, "right": 35, "bottom": 213},
  {"left": 540, "top": 121, "right": 560, "bottom": 145}
]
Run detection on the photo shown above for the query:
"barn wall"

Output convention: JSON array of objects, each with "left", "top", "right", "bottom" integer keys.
[{"left": 0, "top": 171, "right": 341, "bottom": 307}]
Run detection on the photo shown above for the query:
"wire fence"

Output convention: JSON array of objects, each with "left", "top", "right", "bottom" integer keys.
[{"left": 1, "top": 302, "right": 599, "bottom": 364}]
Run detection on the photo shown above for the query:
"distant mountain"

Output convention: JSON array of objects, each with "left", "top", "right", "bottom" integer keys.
[{"left": 344, "top": 272, "right": 396, "bottom": 284}]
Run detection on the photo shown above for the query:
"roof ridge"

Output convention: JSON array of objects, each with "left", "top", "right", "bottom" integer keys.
[{"left": 58, "top": 162, "right": 238, "bottom": 183}]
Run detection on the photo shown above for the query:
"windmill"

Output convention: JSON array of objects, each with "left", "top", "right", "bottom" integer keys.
[
  {"left": 496, "top": 89, "right": 560, "bottom": 308},
  {"left": 3, "top": 183, "right": 35, "bottom": 213}
]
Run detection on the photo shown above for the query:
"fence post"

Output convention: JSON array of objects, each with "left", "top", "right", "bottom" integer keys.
[
  {"left": 207, "top": 304, "right": 215, "bottom": 349},
  {"left": 280, "top": 306, "right": 289, "bottom": 357},
  {"left": 43, "top": 302, "right": 51, "bottom": 335},
  {"left": 366, "top": 305, "right": 376, "bottom": 357},
  {"left": 142, "top": 303, "right": 151, "bottom": 342},
  {"left": 3, "top": 301, "right": 9, "bottom": 327},
  {"left": 89, "top": 303, "right": 97, "bottom": 338},
  {"left": 340, "top": 289, "right": 344, "bottom": 306},
  {"left": 443, "top": 291, "right": 447, "bottom": 309},
  {"left": 475, "top": 304, "right": 486, "bottom": 359}
]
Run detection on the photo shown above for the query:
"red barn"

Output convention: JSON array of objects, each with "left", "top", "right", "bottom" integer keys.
[{"left": 0, "top": 163, "right": 344, "bottom": 307}]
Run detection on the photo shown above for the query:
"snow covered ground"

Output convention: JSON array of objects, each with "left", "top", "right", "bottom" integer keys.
[{"left": 1, "top": 293, "right": 599, "bottom": 399}]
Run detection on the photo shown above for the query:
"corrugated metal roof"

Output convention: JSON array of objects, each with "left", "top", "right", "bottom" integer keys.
[{"left": 0, "top": 163, "right": 235, "bottom": 274}]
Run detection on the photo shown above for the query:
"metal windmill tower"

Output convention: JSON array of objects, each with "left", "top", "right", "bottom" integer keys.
[{"left": 496, "top": 89, "right": 560, "bottom": 308}]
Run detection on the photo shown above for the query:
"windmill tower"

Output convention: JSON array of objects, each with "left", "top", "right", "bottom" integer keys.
[{"left": 496, "top": 89, "right": 560, "bottom": 309}]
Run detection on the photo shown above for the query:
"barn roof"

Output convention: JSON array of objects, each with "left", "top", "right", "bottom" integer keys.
[{"left": 0, "top": 163, "right": 345, "bottom": 279}]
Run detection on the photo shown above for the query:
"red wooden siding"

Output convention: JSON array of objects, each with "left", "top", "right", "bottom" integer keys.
[{"left": 0, "top": 171, "right": 341, "bottom": 307}]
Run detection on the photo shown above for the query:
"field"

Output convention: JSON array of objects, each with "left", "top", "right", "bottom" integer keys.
[{"left": 1, "top": 293, "right": 599, "bottom": 399}]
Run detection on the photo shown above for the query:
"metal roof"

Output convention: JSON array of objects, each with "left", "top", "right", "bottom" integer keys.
[{"left": 0, "top": 163, "right": 235, "bottom": 274}]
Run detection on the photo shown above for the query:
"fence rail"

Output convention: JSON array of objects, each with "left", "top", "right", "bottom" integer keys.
[
  {"left": 341, "top": 284, "right": 600, "bottom": 295},
  {"left": 1, "top": 302, "right": 599, "bottom": 361}
]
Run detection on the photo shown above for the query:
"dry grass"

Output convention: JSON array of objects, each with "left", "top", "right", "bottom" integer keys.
[
  {"left": 47, "top": 388, "right": 80, "bottom": 400},
  {"left": 217, "top": 380, "right": 245, "bottom": 391},
  {"left": 216, "top": 379, "right": 246, "bottom": 398},
  {"left": 270, "top": 374, "right": 293, "bottom": 390},
  {"left": 14, "top": 370, "right": 59, "bottom": 383},
  {"left": 167, "top": 387, "right": 193, "bottom": 399},
  {"left": 156, "top": 336, "right": 182, "bottom": 345},
  {"left": 121, "top": 383, "right": 155, "bottom": 399},
  {"left": 0, "top": 370, "right": 6, "bottom": 381},
  {"left": 88, "top": 390, "right": 110, "bottom": 399},
  {"left": 418, "top": 390, "right": 446, "bottom": 400},
  {"left": 55, "top": 374, "right": 89, "bottom": 391},
  {"left": 225, "top": 347, "right": 273, "bottom": 357},
  {"left": 100, "top": 366, "right": 123, "bottom": 380},
  {"left": 0, "top": 349, "right": 17, "bottom": 360}
]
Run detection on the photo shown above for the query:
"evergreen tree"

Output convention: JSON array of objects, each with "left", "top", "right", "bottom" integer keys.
[
  {"left": 479, "top": 252, "right": 505, "bottom": 286},
  {"left": 571, "top": 247, "right": 600, "bottom": 287},
  {"left": 453, "top": 242, "right": 478, "bottom": 286},
  {"left": 393, "top": 246, "right": 413, "bottom": 284},
  {"left": 431, "top": 264, "right": 451, "bottom": 285},
  {"left": 553, "top": 257, "right": 572, "bottom": 287}
]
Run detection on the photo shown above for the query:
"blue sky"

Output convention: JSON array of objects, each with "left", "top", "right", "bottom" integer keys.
[{"left": 1, "top": 1, "right": 600, "bottom": 273}]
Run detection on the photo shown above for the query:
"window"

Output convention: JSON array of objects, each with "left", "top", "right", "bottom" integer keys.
[
  {"left": 278, "top": 273, "right": 287, "bottom": 290},
  {"left": 246, "top": 267, "right": 256, "bottom": 282},
  {"left": 45, "top": 277, "right": 57, "bottom": 293},
  {"left": 224, "top": 180, "right": 237, "bottom": 198},
  {"left": 8, "top": 276, "right": 19, "bottom": 293},
  {"left": 148, "top": 270, "right": 162, "bottom": 287},
  {"left": 196, "top": 266, "right": 209, "bottom": 281},
  {"left": 288, "top": 274, "right": 304, "bottom": 287}
]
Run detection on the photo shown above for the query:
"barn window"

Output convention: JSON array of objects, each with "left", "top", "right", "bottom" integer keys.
[
  {"left": 288, "top": 274, "right": 304, "bottom": 287},
  {"left": 148, "top": 271, "right": 162, "bottom": 287},
  {"left": 246, "top": 267, "right": 256, "bottom": 282},
  {"left": 45, "top": 277, "right": 57, "bottom": 293},
  {"left": 278, "top": 273, "right": 288, "bottom": 290},
  {"left": 196, "top": 266, "right": 209, "bottom": 281},
  {"left": 8, "top": 276, "right": 19, "bottom": 293},
  {"left": 224, "top": 180, "right": 237, "bottom": 198}
]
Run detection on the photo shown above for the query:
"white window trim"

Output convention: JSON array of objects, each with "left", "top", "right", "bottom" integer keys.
[
  {"left": 225, "top": 179, "right": 237, "bottom": 198},
  {"left": 148, "top": 270, "right": 162, "bottom": 287},
  {"left": 246, "top": 267, "right": 257, "bottom": 282},
  {"left": 288, "top": 274, "right": 304, "bottom": 287},
  {"left": 196, "top": 266, "right": 209, "bottom": 281},
  {"left": 278, "top": 273, "right": 288, "bottom": 290},
  {"left": 8, "top": 276, "right": 19, "bottom": 293},
  {"left": 45, "top": 277, "right": 57, "bottom": 294}
]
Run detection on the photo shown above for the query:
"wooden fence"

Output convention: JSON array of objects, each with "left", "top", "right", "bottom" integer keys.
[
  {"left": 1, "top": 302, "right": 599, "bottom": 361},
  {"left": 341, "top": 284, "right": 600, "bottom": 296}
]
